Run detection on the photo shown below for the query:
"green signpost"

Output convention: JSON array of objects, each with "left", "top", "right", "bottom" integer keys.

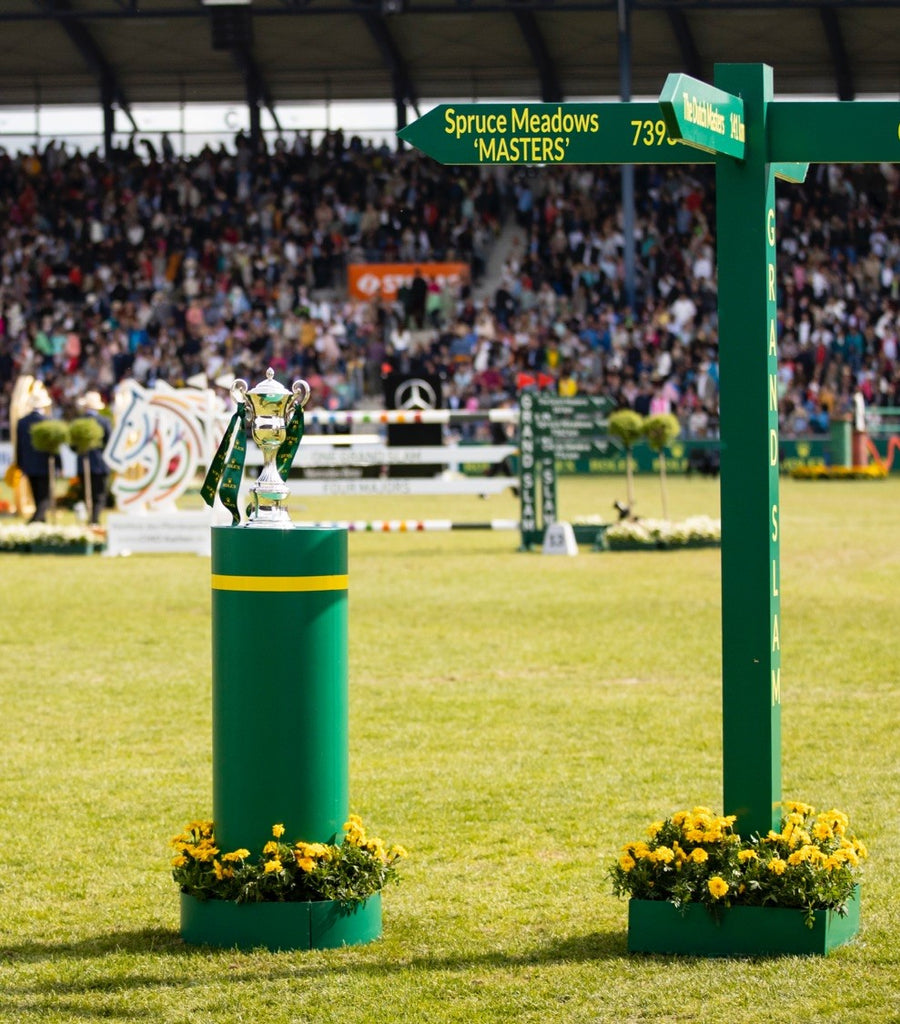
[{"left": 401, "top": 64, "right": 896, "bottom": 954}]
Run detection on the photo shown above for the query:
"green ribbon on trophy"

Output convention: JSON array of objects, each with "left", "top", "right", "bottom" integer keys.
[
  {"left": 276, "top": 407, "right": 305, "bottom": 480},
  {"left": 201, "top": 403, "right": 247, "bottom": 525}
]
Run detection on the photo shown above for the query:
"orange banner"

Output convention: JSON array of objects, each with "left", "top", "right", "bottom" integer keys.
[{"left": 347, "top": 262, "right": 469, "bottom": 301}]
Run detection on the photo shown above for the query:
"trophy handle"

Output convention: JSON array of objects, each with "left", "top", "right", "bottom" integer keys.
[
  {"left": 290, "top": 379, "right": 311, "bottom": 413},
  {"left": 231, "top": 378, "right": 249, "bottom": 403}
]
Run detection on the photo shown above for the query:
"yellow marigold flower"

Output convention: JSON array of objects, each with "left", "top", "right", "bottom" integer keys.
[
  {"left": 768, "top": 858, "right": 787, "bottom": 875},
  {"left": 262, "top": 841, "right": 279, "bottom": 856},
  {"left": 194, "top": 844, "right": 219, "bottom": 863},
  {"left": 823, "top": 856, "right": 842, "bottom": 871},
  {"left": 295, "top": 856, "right": 316, "bottom": 873},
  {"left": 221, "top": 848, "right": 250, "bottom": 862},
  {"left": 782, "top": 801, "right": 813, "bottom": 816},
  {"left": 647, "top": 821, "right": 664, "bottom": 838},
  {"left": 366, "top": 838, "right": 387, "bottom": 859},
  {"left": 389, "top": 844, "right": 408, "bottom": 859},
  {"left": 213, "top": 860, "right": 234, "bottom": 881},
  {"left": 738, "top": 849, "right": 758, "bottom": 863},
  {"left": 671, "top": 811, "right": 689, "bottom": 827},
  {"left": 707, "top": 876, "right": 729, "bottom": 899},
  {"left": 619, "top": 853, "right": 636, "bottom": 872},
  {"left": 821, "top": 809, "right": 849, "bottom": 835},
  {"left": 272, "top": 823, "right": 285, "bottom": 838},
  {"left": 264, "top": 859, "right": 282, "bottom": 874},
  {"left": 813, "top": 820, "right": 833, "bottom": 841},
  {"left": 653, "top": 846, "right": 675, "bottom": 865},
  {"left": 171, "top": 855, "right": 187, "bottom": 868},
  {"left": 185, "top": 820, "right": 214, "bottom": 837},
  {"left": 690, "top": 848, "right": 708, "bottom": 864},
  {"left": 787, "top": 849, "right": 806, "bottom": 866},
  {"left": 685, "top": 829, "right": 706, "bottom": 844},
  {"left": 853, "top": 839, "right": 868, "bottom": 859}
]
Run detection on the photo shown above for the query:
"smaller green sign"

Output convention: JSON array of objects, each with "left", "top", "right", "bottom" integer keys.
[
  {"left": 659, "top": 73, "right": 746, "bottom": 159},
  {"left": 772, "top": 162, "right": 809, "bottom": 184}
]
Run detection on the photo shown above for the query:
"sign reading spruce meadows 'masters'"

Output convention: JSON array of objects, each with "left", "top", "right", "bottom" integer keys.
[{"left": 401, "top": 64, "right": 896, "bottom": 955}]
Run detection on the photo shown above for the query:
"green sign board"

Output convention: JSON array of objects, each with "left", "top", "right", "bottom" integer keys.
[
  {"left": 659, "top": 72, "right": 746, "bottom": 159},
  {"left": 397, "top": 102, "right": 712, "bottom": 165}
]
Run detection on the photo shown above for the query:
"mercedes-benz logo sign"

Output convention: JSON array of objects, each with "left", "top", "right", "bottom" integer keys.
[{"left": 394, "top": 379, "right": 437, "bottom": 410}]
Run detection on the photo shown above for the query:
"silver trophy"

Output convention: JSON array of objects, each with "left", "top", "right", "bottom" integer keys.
[{"left": 231, "top": 368, "right": 310, "bottom": 525}]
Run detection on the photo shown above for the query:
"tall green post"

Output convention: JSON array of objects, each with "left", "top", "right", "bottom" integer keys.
[
  {"left": 714, "top": 63, "right": 781, "bottom": 836},
  {"left": 210, "top": 525, "right": 349, "bottom": 850}
]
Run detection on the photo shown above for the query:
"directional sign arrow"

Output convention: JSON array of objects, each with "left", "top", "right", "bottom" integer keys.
[
  {"left": 398, "top": 102, "right": 713, "bottom": 165},
  {"left": 659, "top": 73, "right": 746, "bottom": 160},
  {"left": 768, "top": 101, "right": 900, "bottom": 163}
]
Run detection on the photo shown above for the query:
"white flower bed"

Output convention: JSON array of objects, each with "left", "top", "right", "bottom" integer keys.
[
  {"left": 604, "top": 515, "right": 721, "bottom": 549},
  {"left": 0, "top": 522, "right": 101, "bottom": 552}
]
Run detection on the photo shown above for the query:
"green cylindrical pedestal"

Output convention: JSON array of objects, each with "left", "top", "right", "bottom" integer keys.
[{"left": 210, "top": 525, "right": 349, "bottom": 850}]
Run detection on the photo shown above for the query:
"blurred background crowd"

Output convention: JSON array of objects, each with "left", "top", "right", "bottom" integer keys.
[{"left": 1, "top": 127, "right": 898, "bottom": 440}]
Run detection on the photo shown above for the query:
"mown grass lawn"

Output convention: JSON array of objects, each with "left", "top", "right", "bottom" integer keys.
[{"left": 0, "top": 476, "right": 897, "bottom": 1023}]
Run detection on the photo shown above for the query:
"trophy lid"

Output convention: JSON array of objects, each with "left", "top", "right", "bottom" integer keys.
[{"left": 248, "top": 367, "right": 290, "bottom": 397}]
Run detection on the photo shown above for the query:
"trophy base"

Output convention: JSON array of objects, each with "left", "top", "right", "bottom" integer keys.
[{"left": 247, "top": 490, "right": 292, "bottom": 526}]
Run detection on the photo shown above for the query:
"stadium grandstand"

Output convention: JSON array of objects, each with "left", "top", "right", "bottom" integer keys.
[{"left": 0, "top": 1, "right": 898, "bottom": 460}]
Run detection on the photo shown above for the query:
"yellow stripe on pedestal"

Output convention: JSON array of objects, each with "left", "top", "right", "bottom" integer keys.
[{"left": 211, "top": 573, "right": 348, "bottom": 592}]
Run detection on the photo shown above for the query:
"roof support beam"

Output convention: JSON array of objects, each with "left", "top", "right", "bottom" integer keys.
[
  {"left": 231, "top": 44, "right": 283, "bottom": 139},
  {"left": 513, "top": 9, "right": 562, "bottom": 103},
  {"left": 819, "top": 5, "right": 854, "bottom": 100},
  {"left": 666, "top": 7, "right": 702, "bottom": 80},
  {"left": 34, "top": 0, "right": 137, "bottom": 150},
  {"left": 354, "top": 2, "right": 420, "bottom": 138}
]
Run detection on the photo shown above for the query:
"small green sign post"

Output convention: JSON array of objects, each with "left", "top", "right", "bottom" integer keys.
[
  {"left": 401, "top": 71, "right": 896, "bottom": 937},
  {"left": 518, "top": 392, "right": 613, "bottom": 548}
]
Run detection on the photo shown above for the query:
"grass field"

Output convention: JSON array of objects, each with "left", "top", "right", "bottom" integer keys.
[{"left": 1, "top": 475, "right": 897, "bottom": 1023}]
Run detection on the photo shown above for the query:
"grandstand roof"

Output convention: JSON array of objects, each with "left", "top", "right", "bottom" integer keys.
[{"left": 1, "top": 1, "right": 898, "bottom": 124}]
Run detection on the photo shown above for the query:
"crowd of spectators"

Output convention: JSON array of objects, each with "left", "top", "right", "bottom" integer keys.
[{"left": 0, "top": 126, "right": 899, "bottom": 446}]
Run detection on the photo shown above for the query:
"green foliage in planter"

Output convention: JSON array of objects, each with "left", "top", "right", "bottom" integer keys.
[
  {"left": 68, "top": 417, "right": 105, "bottom": 455},
  {"left": 643, "top": 413, "right": 681, "bottom": 452},
  {"left": 29, "top": 419, "right": 70, "bottom": 455}
]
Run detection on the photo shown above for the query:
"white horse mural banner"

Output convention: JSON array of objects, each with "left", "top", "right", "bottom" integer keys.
[{"left": 104, "top": 379, "right": 223, "bottom": 514}]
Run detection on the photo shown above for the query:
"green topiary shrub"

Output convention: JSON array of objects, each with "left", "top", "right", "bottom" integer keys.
[
  {"left": 608, "top": 409, "right": 645, "bottom": 510},
  {"left": 643, "top": 413, "right": 682, "bottom": 520}
]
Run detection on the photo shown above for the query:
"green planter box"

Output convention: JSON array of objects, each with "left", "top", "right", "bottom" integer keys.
[
  {"left": 180, "top": 891, "right": 382, "bottom": 951},
  {"left": 27, "top": 542, "right": 95, "bottom": 555},
  {"left": 627, "top": 886, "right": 860, "bottom": 957}
]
